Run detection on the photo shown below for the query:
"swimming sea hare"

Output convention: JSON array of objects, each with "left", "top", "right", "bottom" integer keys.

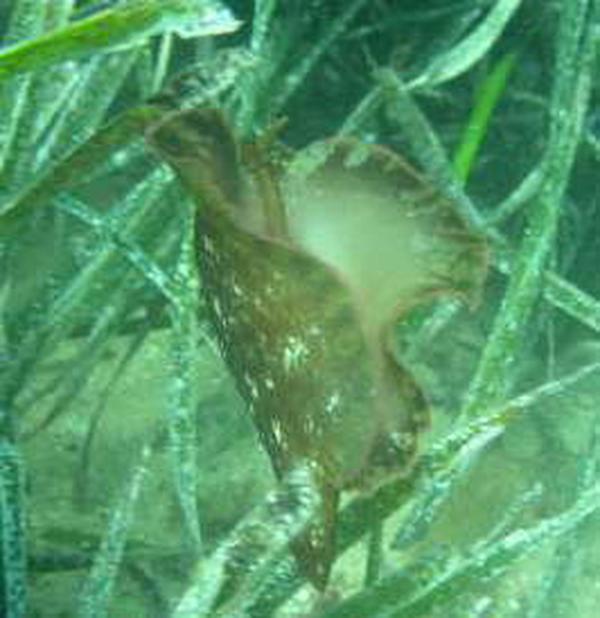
[{"left": 147, "top": 109, "right": 487, "bottom": 588}]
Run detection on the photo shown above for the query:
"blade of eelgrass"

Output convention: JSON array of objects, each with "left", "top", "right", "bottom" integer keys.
[
  {"left": 244, "top": 360, "right": 600, "bottom": 616},
  {"left": 327, "top": 57, "right": 600, "bottom": 341},
  {"left": 250, "top": 0, "right": 277, "bottom": 54},
  {"left": 74, "top": 327, "right": 151, "bottom": 508},
  {"left": 378, "top": 62, "right": 600, "bottom": 338},
  {"left": 0, "top": 439, "right": 26, "bottom": 618},
  {"left": 462, "top": 0, "right": 595, "bottom": 418},
  {"left": 235, "top": 0, "right": 370, "bottom": 135},
  {"left": 487, "top": 161, "right": 546, "bottom": 224},
  {"left": 20, "top": 300, "right": 125, "bottom": 438},
  {"left": 0, "top": 105, "right": 165, "bottom": 230},
  {"left": 317, "top": 479, "right": 600, "bottom": 618},
  {"left": 33, "top": 49, "right": 139, "bottom": 166},
  {"left": 4, "top": 47, "right": 141, "bottom": 194},
  {"left": 151, "top": 33, "right": 174, "bottom": 95},
  {"left": 394, "top": 360, "right": 600, "bottom": 549},
  {"left": 15, "top": 215, "right": 181, "bottom": 444},
  {"left": 172, "top": 464, "right": 320, "bottom": 618},
  {"left": 396, "top": 484, "right": 600, "bottom": 618},
  {"left": 11, "top": 183, "right": 191, "bottom": 439},
  {"left": 363, "top": 520, "right": 384, "bottom": 586},
  {"left": 165, "top": 195, "right": 202, "bottom": 553},
  {"left": 0, "top": 0, "right": 47, "bottom": 169},
  {"left": 43, "top": 0, "right": 75, "bottom": 28},
  {"left": 1, "top": 158, "right": 173, "bottom": 407},
  {"left": 77, "top": 444, "right": 151, "bottom": 618},
  {"left": 17, "top": 207, "right": 179, "bottom": 440},
  {"left": 408, "top": 0, "right": 523, "bottom": 90},
  {"left": 530, "top": 417, "right": 600, "bottom": 618},
  {"left": 269, "top": 0, "right": 370, "bottom": 114},
  {"left": 541, "top": 268, "right": 600, "bottom": 332},
  {"left": 0, "top": 0, "right": 46, "bottom": 45},
  {"left": 243, "top": 426, "right": 502, "bottom": 616},
  {"left": 0, "top": 1, "right": 239, "bottom": 200},
  {"left": 377, "top": 68, "right": 488, "bottom": 234},
  {"left": 526, "top": 509, "right": 582, "bottom": 617},
  {"left": 0, "top": 0, "right": 240, "bottom": 80},
  {"left": 452, "top": 51, "right": 517, "bottom": 184},
  {"left": 0, "top": 1, "right": 76, "bottom": 188},
  {"left": 391, "top": 428, "right": 501, "bottom": 550}
]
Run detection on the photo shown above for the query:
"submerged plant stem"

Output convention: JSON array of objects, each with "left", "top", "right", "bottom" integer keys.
[
  {"left": 0, "top": 0, "right": 239, "bottom": 80},
  {"left": 462, "top": 0, "right": 595, "bottom": 418}
]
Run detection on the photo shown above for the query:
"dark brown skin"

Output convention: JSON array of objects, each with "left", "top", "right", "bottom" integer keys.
[{"left": 147, "top": 108, "right": 488, "bottom": 589}]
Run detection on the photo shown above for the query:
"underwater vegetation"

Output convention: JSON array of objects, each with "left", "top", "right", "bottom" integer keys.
[{"left": 0, "top": 0, "right": 599, "bottom": 616}]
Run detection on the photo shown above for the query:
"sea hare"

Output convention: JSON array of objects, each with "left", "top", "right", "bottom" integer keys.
[{"left": 147, "top": 109, "right": 487, "bottom": 587}]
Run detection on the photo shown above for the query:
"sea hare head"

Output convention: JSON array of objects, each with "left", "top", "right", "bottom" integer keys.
[{"left": 147, "top": 108, "right": 488, "bottom": 587}]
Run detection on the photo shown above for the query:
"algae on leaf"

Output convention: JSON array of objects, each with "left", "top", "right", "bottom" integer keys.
[{"left": 0, "top": 0, "right": 240, "bottom": 79}]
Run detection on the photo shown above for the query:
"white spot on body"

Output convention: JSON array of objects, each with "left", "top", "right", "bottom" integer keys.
[
  {"left": 212, "top": 298, "right": 223, "bottom": 321},
  {"left": 203, "top": 236, "right": 215, "bottom": 255},
  {"left": 283, "top": 335, "right": 309, "bottom": 372},
  {"left": 325, "top": 391, "right": 341, "bottom": 415},
  {"left": 244, "top": 373, "right": 259, "bottom": 400},
  {"left": 272, "top": 418, "right": 283, "bottom": 444},
  {"left": 304, "top": 415, "right": 315, "bottom": 434},
  {"left": 271, "top": 418, "right": 288, "bottom": 450},
  {"left": 309, "top": 526, "right": 324, "bottom": 547},
  {"left": 308, "top": 325, "right": 322, "bottom": 337},
  {"left": 265, "top": 377, "right": 275, "bottom": 390}
]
